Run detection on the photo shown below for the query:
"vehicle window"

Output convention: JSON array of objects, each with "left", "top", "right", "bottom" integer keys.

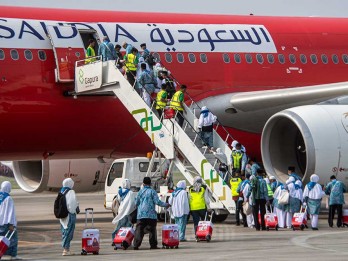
[
  {"left": 177, "top": 53, "right": 184, "bottom": 63},
  {"left": 153, "top": 52, "right": 160, "bottom": 62},
  {"left": 38, "top": 50, "right": 46, "bottom": 61},
  {"left": 332, "top": 54, "right": 339, "bottom": 64},
  {"left": 10, "top": 49, "right": 19, "bottom": 60},
  {"left": 342, "top": 54, "right": 348, "bottom": 64},
  {"left": 321, "top": 54, "right": 328, "bottom": 64},
  {"left": 24, "top": 50, "right": 33, "bottom": 61},
  {"left": 256, "top": 54, "right": 264, "bottom": 64},
  {"left": 139, "top": 162, "right": 160, "bottom": 172},
  {"left": 223, "top": 53, "right": 230, "bottom": 63},
  {"left": 278, "top": 54, "right": 285, "bottom": 64},
  {"left": 300, "top": 54, "right": 307, "bottom": 64},
  {"left": 310, "top": 54, "right": 318, "bottom": 64},
  {"left": 0, "top": 49, "right": 4, "bottom": 60},
  {"left": 165, "top": 53, "right": 172, "bottom": 63},
  {"left": 289, "top": 54, "right": 296, "bottom": 64},
  {"left": 200, "top": 53, "right": 207, "bottom": 63},
  {"left": 188, "top": 53, "right": 196, "bottom": 63},
  {"left": 107, "top": 162, "right": 124, "bottom": 186},
  {"left": 245, "top": 54, "right": 252, "bottom": 64},
  {"left": 234, "top": 53, "right": 241, "bottom": 63},
  {"left": 267, "top": 54, "right": 274, "bottom": 64}
]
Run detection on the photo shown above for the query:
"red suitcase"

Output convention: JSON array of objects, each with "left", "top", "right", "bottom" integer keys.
[
  {"left": 113, "top": 227, "right": 134, "bottom": 250},
  {"left": 0, "top": 229, "right": 15, "bottom": 259},
  {"left": 162, "top": 210, "right": 179, "bottom": 249},
  {"left": 291, "top": 206, "right": 307, "bottom": 231},
  {"left": 81, "top": 208, "right": 100, "bottom": 255},
  {"left": 265, "top": 209, "right": 278, "bottom": 231},
  {"left": 196, "top": 212, "right": 213, "bottom": 242},
  {"left": 164, "top": 107, "right": 175, "bottom": 119},
  {"left": 342, "top": 209, "right": 348, "bottom": 227}
]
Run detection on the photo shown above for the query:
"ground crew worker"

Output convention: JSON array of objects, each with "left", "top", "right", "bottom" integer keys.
[
  {"left": 189, "top": 176, "right": 210, "bottom": 236},
  {"left": 231, "top": 143, "right": 248, "bottom": 175},
  {"left": 265, "top": 177, "right": 274, "bottom": 212},
  {"left": 85, "top": 39, "right": 96, "bottom": 64},
  {"left": 162, "top": 71, "right": 176, "bottom": 99},
  {"left": 230, "top": 172, "right": 243, "bottom": 226},
  {"left": 156, "top": 83, "right": 168, "bottom": 119},
  {"left": 125, "top": 47, "right": 138, "bottom": 92},
  {"left": 170, "top": 84, "right": 187, "bottom": 127}
]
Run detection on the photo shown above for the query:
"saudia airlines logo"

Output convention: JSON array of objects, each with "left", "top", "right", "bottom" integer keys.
[{"left": 131, "top": 108, "right": 162, "bottom": 132}]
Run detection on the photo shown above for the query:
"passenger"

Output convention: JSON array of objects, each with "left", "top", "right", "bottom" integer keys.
[
  {"left": 264, "top": 177, "right": 274, "bottom": 212},
  {"left": 133, "top": 177, "right": 169, "bottom": 250},
  {"left": 168, "top": 180, "right": 190, "bottom": 242},
  {"left": 272, "top": 183, "right": 286, "bottom": 228},
  {"left": 59, "top": 178, "right": 79, "bottom": 256},
  {"left": 242, "top": 174, "right": 255, "bottom": 228},
  {"left": 114, "top": 44, "right": 125, "bottom": 73},
  {"left": 197, "top": 106, "right": 217, "bottom": 151},
  {"left": 284, "top": 177, "right": 302, "bottom": 228},
  {"left": 85, "top": 39, "right": 96, "bottom": 63},
  {"left": 236, "top": 175, "right": 248, "bottom": 227},
  {"left": 230, "top": 172, "right": 243, "bottom": 226},
  {"left": 170, "top": 84, "right": 187, "bottom": 127},
  {"left": 230, "top": 143, "right": 248, "bottom": 175},
  {"left": 269, "top": 176, "right": 282, "bottom": 193},
  {"left": 0, "top": 181, "right": 21, "bottom": 260},
  {"left": 189, "top": 176, "right": 210, "bottom": 236},
  {"left": 155, "top": 83, "right": 168, "bottom": 119},
  {"left": 325, "top": 175, "right": 346, "bottom": 228},
  {"left": 138, "top": 63, "right": 156, "bottom": 107},
  {"left": 231, "top": 140, "right": 246, "bottom": 153},
  {"left": 125, "top": 47, "right": 139, "bottom": 92},
  {"left": 122, "top": 41, "right": 133, "bottom": 55},
  {"left": 288, "top": 166, "right": 301, "bottom": 182},
  {"left": 248, "top": 159, "right": 260, "bottom": 176},
  {"left": 111, "top": 179, "right": 136, "bottom": 243},
  {"left": 161, "top": 71, "right": 177, "bottom": 99},
  {"left": 303, "top": 174, "right": 325, "bottom": 230},
  {"left": 251, "top": 169, "right": 269, "bottom": 231},
  {"left": 98, "top": 36, "right": 117, "bottom": 61},
  {"left": 213, "top": 147, "right": 228, "bottom": 165},
  {"left": 140, "top": 43, "right": 150, "bottom": 61}
]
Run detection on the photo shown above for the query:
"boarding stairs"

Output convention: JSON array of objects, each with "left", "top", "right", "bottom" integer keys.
[{"left": 73, "top": 58, "right": 236, "bottom": 214}]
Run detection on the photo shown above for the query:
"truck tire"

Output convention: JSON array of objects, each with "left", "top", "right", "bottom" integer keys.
[{"left": 212, "top": 214, "right": 228, "bottom": 223}]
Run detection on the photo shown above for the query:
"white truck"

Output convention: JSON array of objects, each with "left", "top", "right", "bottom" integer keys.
[{"left": 104, "top": 157, "right": 229, "bottom": 222}]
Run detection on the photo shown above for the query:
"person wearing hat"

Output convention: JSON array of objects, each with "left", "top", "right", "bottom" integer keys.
[
  {"left": 325, "top": 175, "right": 346, "bottom": 228},
  {"left": 133, "top": 177, "right": 169, "bottom": 250},
  {"left": 197, "top": 106, "right": 217, "bottom": 151},
  {"left": 287, "top": 166, "right": 301, "bottom": 182},
  {"left": 230, "top": 143, "right": 248, "bottom": 175}
]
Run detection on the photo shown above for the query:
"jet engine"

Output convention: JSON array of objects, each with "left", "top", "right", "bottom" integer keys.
[
  {"left": 10, "top": 158, "right": 113, "bottom": 193},
  {"left": 261, "top": 105, "right": 348, "bottom": 186}
]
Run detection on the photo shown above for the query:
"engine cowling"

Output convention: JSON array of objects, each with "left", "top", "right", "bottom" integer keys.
[
  {"left": 261, "top": 105, "right": 348, "bottom": 186},
  {"left": 11, "top": 158, "right": 113, "bottom": 193}
]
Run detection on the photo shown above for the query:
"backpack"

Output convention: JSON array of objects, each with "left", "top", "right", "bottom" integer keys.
[
  {"left": 145, "top": 53, "right": 156, "bottom": 66},
  {"left": 54, "top": 188, "right": 70, "bottom": 219}
]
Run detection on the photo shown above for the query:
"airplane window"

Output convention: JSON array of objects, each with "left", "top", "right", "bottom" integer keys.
[
  {"left": 256, "top": 54, "right": 264, "bottom": 64},
  {"left": 278, "top": 54, "right": 285, "bottom": 64},
  {"left": 153, "top": 52, "right": 160, "bottom": 62},
  {"left": 10, "top": 49, "right": 19, "bottom": 60},
  {"left": 245, "top": 54, "right": 252, "bottom": 64},
  {"left": 177, "top": 53, "right": 184, "bottom": 63},
  {"left": 234, "top": 54, "right": 241, "bottom": 63},
  {"left": 200, "top": 53, "right": 208, "bottom": 63},
  {"left": 342, "top": 54, "right": 348, "bottom": 64},
  {"left": 300, "top": 54, "right": 307, "bottom": 64},
  {"left": 321, "top": 54, "right": 328, "bottom": 64},
  {"left": 310, "top": 54, "right": 318, "bottom": 64},
  {"left": 24, "top": 50, "right": 33, "bottom": 61},
  {"left": 223, "top": 53, "right": 230, "bottom": 63},
  {"left": 0, "top": 49, "right": 4, "bottom": 60},
  {"left": 332, "top": 54, "right": 339, "bottom": 64},
  {"left": 188, "top": 53, "right": 196, "bottom": 63},
  {"left": 267, "top": 54, "right": 274, "bottom": 64},
  {"left": 165, "top": 53, "right": 172, "bottom": 63},
  {"left": 38, "top": 50, "right": 46, "bottom": 61},
  {"left": 289, "top": 54, "right": 296, "bottom": 64},
  {"left": 75, "top": 52, "right": 81, "bottom": 58}
]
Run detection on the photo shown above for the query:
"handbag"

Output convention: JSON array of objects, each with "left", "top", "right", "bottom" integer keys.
[
  {"left": 243, "top": 202, "right": 252, "bottom": 215},
  {"left": 278, "top": 190, "right": 290, "bottom": 205}
]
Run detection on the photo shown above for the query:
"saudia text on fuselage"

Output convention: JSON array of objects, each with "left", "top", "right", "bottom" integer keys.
[{"left": 0, "top": 18, "right": 277, "bottom": 53}]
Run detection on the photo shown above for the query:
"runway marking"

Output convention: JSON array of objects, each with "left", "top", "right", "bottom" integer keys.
[{"left": 19, "top": 240, "right": 54, "bottom": 247}]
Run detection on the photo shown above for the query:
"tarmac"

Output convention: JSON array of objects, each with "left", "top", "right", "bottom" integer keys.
[{"left": 3, "top": 189, "right": 348, "bottom": 261}]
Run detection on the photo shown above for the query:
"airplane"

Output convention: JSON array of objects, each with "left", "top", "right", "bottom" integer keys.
[{"left": 1, "top": 5, "right": 348, "bottom": 193}]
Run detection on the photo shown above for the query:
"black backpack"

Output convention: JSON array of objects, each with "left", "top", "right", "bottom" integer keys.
[
  {"left": 54, "top": 188, "right": 70, "bottom": 219},
  {"left": 145, "top": 53, "right": 156, "bottom": 66}
]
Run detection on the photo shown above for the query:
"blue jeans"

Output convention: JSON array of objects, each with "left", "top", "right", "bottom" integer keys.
[
  {"left": 61, "top": 213, "right": 76, "bottom": 249},
  {"left": 0, "top": 224, "right": 18, "bottom": 257},
  {"left": 201, "top": 132, "right": 213, "bottom": 148},
  {"left": 174, "top": 215, "right": 188, "bottom": 240}
]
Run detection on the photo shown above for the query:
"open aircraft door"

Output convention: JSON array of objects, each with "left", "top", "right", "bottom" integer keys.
[{"left": 46, "top": 25, "right": 86, "bottom": 82}]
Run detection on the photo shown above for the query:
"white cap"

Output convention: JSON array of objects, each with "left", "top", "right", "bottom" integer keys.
[{"left": 269, "top": 176, "right": 276, "bottom": 180}]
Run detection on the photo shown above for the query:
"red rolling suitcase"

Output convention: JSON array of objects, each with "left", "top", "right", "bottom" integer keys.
[
  {"left": 342, "top": 209, "right": 348, "bottom": 227},
  {"left": 81, "top": 208, "right": 100, "bottom": 255},
  {"left": 265, "top": 209, "right": 278, "bottom": 231},
  {"left": 162, "top": 210, "right": 179, "bottom": 249},
  {"left": 164, "top": 107, "right": 175, "bottom": 119},
  {"left": 0, "top": 229, "right": 15, "bottom": 259},
  {"left": 113, "top": 227, "right": 135, "bottom": 250},
  {"left": 291, "top": 206, "right": 307, "bottom": 231},
  {"left": 196, "top": 212, "right": 213, "bottom": 242}
]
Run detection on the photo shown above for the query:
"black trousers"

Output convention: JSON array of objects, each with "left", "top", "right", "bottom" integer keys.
[
  {"left": 191, "top": 209, "right": 207, "bottom": 235},
  {"left": 252, "top": 199, "right": 266, "bottom": 230},
  {"left": 157, "top": 109, "right": 163, "bottom": 120},
  {"left": 328, "top": 204, "right": 343, "bottom": 227},
  {"left": 175, "top": 111, "right": 185, "bottom": 127},
  {"left": 133, "top": 218, "right": 158, "bottom": 248},
  {"left": 126, "top": 71, "right": 137, "bottom": 91},
  {"left": 235, "top": 200, "right": 247, "bottom": 226}
]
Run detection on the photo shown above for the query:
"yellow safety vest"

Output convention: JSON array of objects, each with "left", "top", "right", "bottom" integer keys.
[
  {"left": 232, "top": 151, "right": 243, "bottom": 169},
  {"left": 125, "top": 53, "right": 137, "bottom": 71},
  {"left": 230, "top": 177, "right": 242, "bottom": 196},
  {"left": 85, "top": 46, "right": 96, "bottom": 64},
  {"left": 189, "top": 187, "right": 206, "bottom": 211},
  {"left": 156, "top": 90, "right": 167, "bottom": 109},
  {"left": 170, "top": 91, "right": 183, "bottom": 111},
  {"left": 267, "top": 184, "right": 274, "bottom": 197}
]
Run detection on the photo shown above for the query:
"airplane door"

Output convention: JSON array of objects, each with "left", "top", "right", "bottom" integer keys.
[{"left": 46, "top": 25, "right": 86, "bottom": 82}]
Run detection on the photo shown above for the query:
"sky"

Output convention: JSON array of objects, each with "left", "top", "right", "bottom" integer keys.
[{"left": 0, "top": 0, "right": 346, "bottom": 17}]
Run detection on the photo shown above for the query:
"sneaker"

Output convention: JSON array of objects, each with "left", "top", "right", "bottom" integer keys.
[
  {"left": 202, "top": 146, "right": 208, "bottom": 149},
  {"left": 62, "top": 250, "right": 72, "bottom": 256}
]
